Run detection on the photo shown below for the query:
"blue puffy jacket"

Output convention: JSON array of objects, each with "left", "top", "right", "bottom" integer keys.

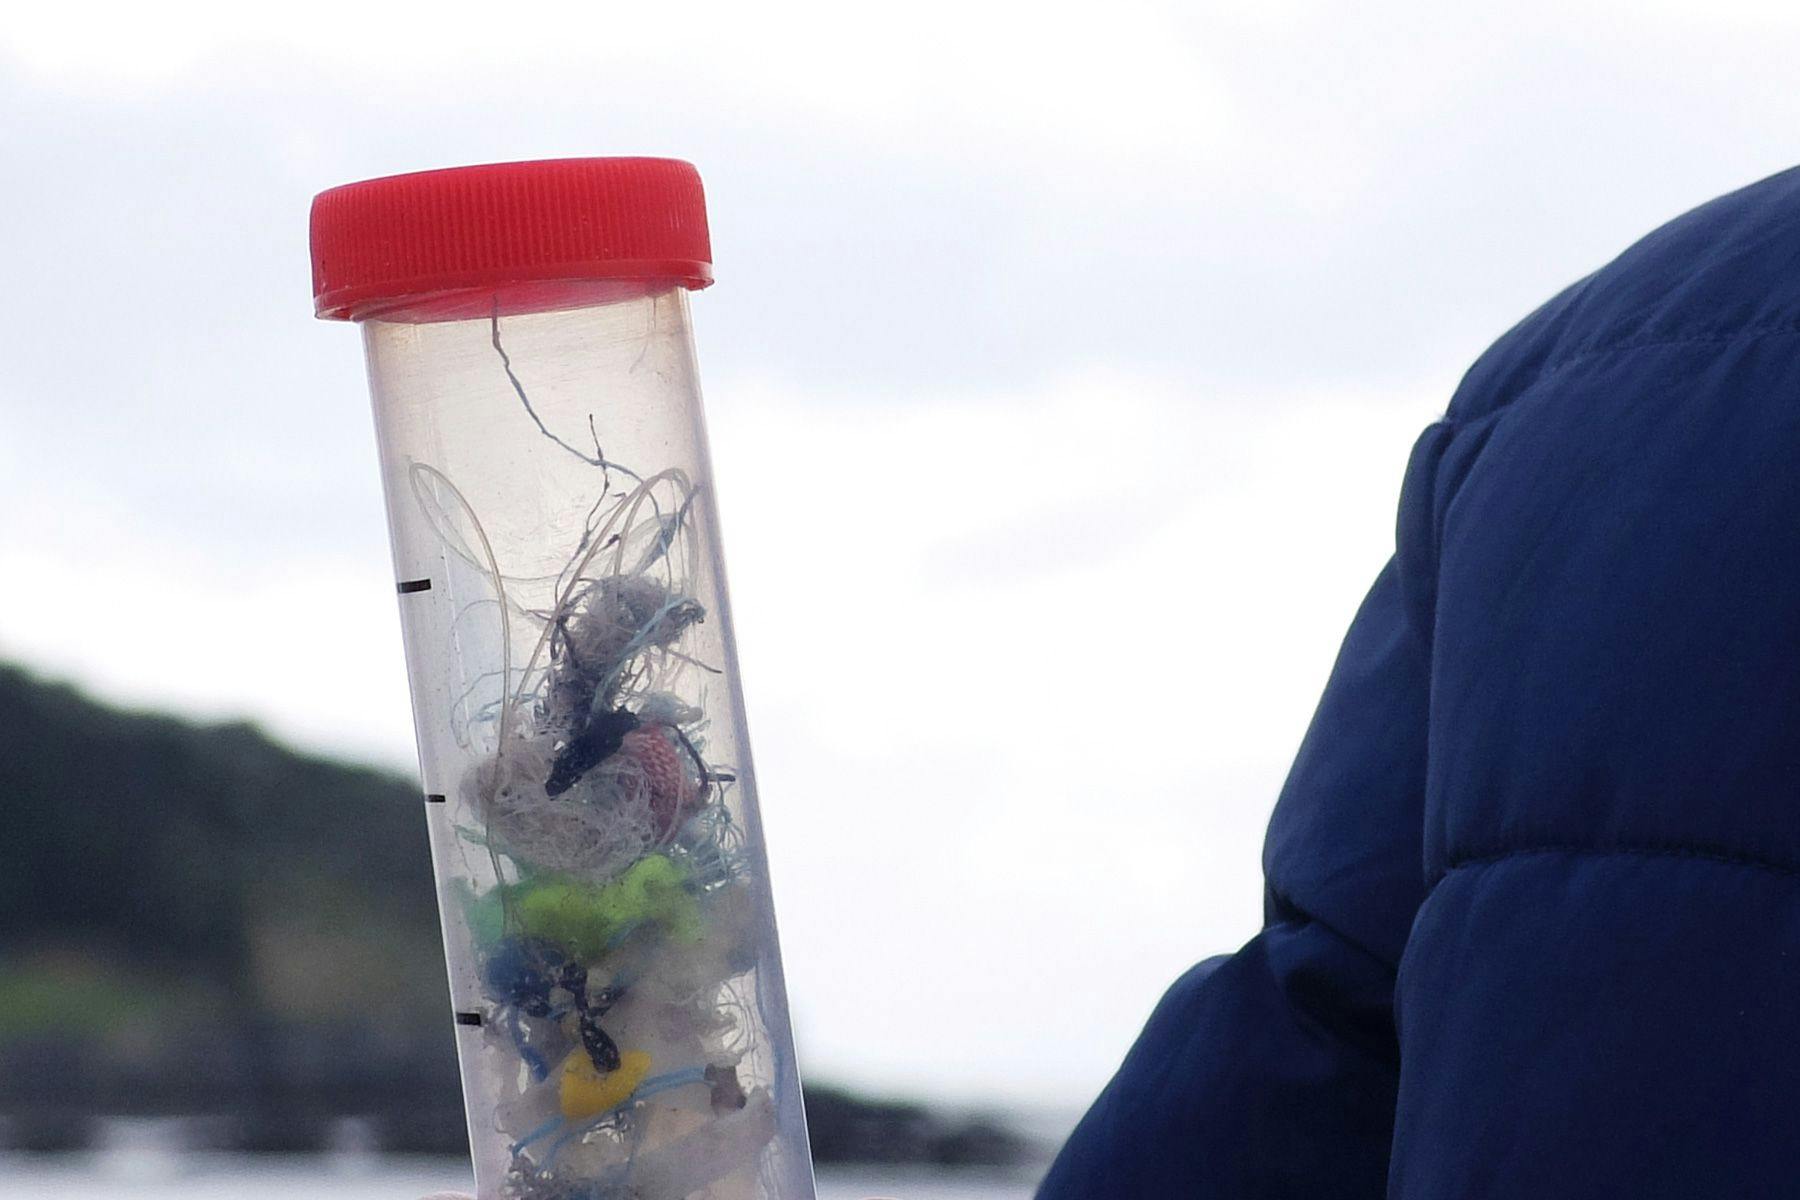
[{"left": 1037, "top": 167, "right": 1800, "bottom": 1199}]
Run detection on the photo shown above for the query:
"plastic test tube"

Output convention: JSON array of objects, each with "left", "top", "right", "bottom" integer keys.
[{"left": 309, "top": 159, "right": 815, "bottom": 1200}]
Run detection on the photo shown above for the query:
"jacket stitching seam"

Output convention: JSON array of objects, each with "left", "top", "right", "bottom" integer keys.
[
  {"left": 1542, "top": 321, "right": 1800, "bottom": 379},
  {"left": 1445, "top": 322, "right": 1800, "bottom": 433},
  {"left": 1445, "top": 843, "right": 1800, "bottom": 881}
]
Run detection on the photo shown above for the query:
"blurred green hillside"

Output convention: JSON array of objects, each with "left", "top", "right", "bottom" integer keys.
[
  {"left": 0, "top": 665, "right": 1029, "bottom": 1166},
  {"left": 0, "top": 663, "right": 460, "bottom": 1150}
]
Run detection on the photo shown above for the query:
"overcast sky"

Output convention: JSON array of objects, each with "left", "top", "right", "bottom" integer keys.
[{"left": 6, "top": 0, "right": 1800, "bottom": 1113}]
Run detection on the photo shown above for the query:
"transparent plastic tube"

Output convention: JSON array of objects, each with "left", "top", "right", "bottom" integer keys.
[{"left": 325, "top": 222, "right": 814, "bottom": 1193}]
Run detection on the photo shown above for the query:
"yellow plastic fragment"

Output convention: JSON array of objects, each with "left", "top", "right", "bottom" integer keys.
[{"left": 559, "top": 1048, "right": 653, "bottom": 1119}]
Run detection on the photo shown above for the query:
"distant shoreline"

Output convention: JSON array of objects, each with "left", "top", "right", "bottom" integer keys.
[{"left": 0, "top": 1150, "right": 1045, "bottom": 1200}]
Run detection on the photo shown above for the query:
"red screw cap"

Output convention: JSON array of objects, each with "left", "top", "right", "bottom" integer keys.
[{"left": 310, "top": 157, "right": 713, "bottom": 321}]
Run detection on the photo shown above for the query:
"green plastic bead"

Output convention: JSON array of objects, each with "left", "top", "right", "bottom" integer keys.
[{"left": 466, "top": 854, "right": 703, "bottom": 961}]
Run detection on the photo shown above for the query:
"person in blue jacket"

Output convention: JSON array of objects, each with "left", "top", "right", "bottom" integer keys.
[{"left": 1037, "top": 166, "right": 1800, "bottom": 1199}]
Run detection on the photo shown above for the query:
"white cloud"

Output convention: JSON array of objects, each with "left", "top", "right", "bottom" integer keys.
[{"left": 707, "top": 371, "right": 1434, "bottom": 1095}]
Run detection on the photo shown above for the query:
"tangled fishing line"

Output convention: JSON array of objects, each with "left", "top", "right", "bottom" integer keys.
[{"left": 406, "top": 313, "right": 777, "bottom": 1199}]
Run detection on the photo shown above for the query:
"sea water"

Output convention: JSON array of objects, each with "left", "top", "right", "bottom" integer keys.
[{"left": 0, "top": 1155, "right": 1039, "bottom": 1200}]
